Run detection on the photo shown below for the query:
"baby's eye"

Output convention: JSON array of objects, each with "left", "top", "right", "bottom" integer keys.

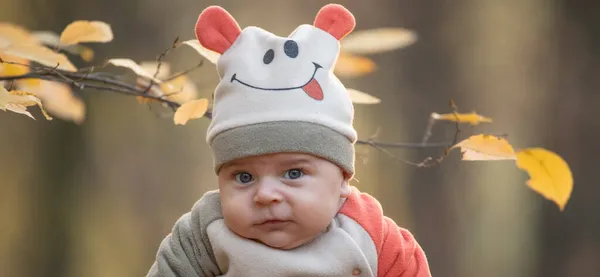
[
  {"left": 283, "top": 169, "right": 304, "bottom": 180},
  {"left": 234, "top": 172, "right": 254, "bottom": 184}
]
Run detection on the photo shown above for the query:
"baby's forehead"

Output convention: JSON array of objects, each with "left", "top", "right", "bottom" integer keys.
[{"left": 222, "top": 153, "right": 332, "bottom": 169}]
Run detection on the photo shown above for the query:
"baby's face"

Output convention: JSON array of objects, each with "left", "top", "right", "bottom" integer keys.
[{"left": 218, "top": 153, "right": 351, "bottom": 249}]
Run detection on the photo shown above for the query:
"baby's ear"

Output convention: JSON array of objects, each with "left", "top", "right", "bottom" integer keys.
[
  {"left": 195, "top": 6, "right": 242, "bottom": 54},
  {"left": 313, "top": 4, "right": 356, "bottom": 40},
  {"left": 340, "top": 178, "right": 351, "bottom": 198}
]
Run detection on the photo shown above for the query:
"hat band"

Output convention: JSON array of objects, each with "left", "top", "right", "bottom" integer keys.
[{"left": 210, "top": 121, "right": 355, "bottom": 175}]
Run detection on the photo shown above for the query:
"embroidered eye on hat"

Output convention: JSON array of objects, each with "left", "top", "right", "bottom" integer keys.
[{"left": 195, "top": 4, "right": 358, "bottom": 176}]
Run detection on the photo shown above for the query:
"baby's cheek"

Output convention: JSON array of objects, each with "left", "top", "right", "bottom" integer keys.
[
  {"left": 297, "top": 199, "right": 338, "bottom": 229},
  {"left": 221, "top": 198, "right": 251, "bottom": 232}
]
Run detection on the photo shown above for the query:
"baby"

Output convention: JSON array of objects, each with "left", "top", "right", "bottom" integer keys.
[{"left": 147, "top": 4, "right": 431, "bottom": 277}]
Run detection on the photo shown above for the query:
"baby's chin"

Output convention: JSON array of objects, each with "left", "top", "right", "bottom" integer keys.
[
  {"left": 250, "top": 232, "right": 317, "bottom": 250},
  {"left": 260, "top": 237, "right": 310, "bottom": 250}
]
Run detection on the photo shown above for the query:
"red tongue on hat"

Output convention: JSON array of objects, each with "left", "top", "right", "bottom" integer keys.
[{"left": 302, "top": 78, "right": 323, "bottom": 100}]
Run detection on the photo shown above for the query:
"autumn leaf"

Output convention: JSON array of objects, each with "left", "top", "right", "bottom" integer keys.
[
  {"left": 452, "top": 134, "right": 517, "bottom": 161},
  {"left": 347, "top": 88, "right": 381, "bottom": 104},
  {"left": 1, "top": 43, "right": 77, "bottom": 72},
  {"left": 432, "top": 112, "right": 493, "bottom": 125},
  {"left": 106, "top": 58, "right": 162, "bottom": 83},
  {"left": 133, "top": 61, "right": 171, "bottom": 104},
  {"left": 139, "top": 61, "right": 171, "bottom": 80},
  {"left": 162, "top": 76, "right": 199, "bottom": 104},
  {"left": 79, "top": 47, "right": 95, "bottom": 62},
  {"left": 32, "top": 31, "right": 95, "bottom": 62},
  {"left": 341, "top": 27, "right": 417, "bottom": 55},
  {"left": 18, "top": 80, "right": 85, "bottom": 124},
  {"left": 59, "top": 20, "right": 113, "bottom": 45},
  {"left": 334, "top": 53, "right": 376, "bottom": 78},
  {"left": 135, "top": 62, "right": 198, "bottom": 105},
  {"left": 516, "top": 148, "right": 573, "bottom": 211},
  {"left": 174, "top": 98, "right": 208, "bottom": 125},
  {"left": 182, "top": 40, "right": 220, "bottom": 64},
  {"left": 0, "top": 86, "right": 52, "bottom": 120},
  {"left": 0, "top": 22, "right": 40, "bottom": 47},
  {"left": 0, "top": 53, "right": 30, "bottom": 77},
  {"left": 136, "top": 75, "right": 198, "bottom": 105}
]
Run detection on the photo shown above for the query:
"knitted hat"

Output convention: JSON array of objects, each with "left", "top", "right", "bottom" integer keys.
[{"left": 195, "top": 4, "right": 358, "bottom": 175}]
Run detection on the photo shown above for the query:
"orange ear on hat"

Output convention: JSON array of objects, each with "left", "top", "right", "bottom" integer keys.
[
  {"left": 313, "top": 4, "right": 356, "bottom": 40},
  {"left": 195, "top": 6, "right": 242, "bottom": 54}
]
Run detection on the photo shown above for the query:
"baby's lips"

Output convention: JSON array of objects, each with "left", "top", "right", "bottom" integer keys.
[{"left": 302, "top": 78, "right": 323, "bottom": 100}]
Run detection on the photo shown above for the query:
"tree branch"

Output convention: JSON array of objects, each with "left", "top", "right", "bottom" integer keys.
[
  {"left": 0, "top": 58, "right": 455, "bottom": 168},
  {"left": 0, "top": 66, "right": 181, "bottom": 109},
  {"left": 164, "top": 60, "right": 204, "bottom": 82}
]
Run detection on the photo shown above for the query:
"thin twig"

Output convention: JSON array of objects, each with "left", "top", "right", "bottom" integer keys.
[
  {"left": 50, "top": 63, "right": 84, "bottom": 90},
  {"left": 360, "top": 99, "right": 464, "bottom": 168},
  {"left": 0, "top": 60, "right": 28, "bottom": 68},
  {"left": 419, "top": 99, "right": 463, "bottom": 167},
  {"left": 1, "top": 70, "right": 141, "bottom": 94},
  {"left": 355, "top": 140, "right": 448, "bottom": 148},
  {"left": 0, "top": 70, "right": 180, "bottom": 108},
  {"left": 449, "top": 99, "right": 462, "bottom": 146},
  {"left": 153, "top": 37, "right": 180, "bottom": 79},
  {"left": 141, "top": 37, "right": 181, "bottom": 96},
  {"left": 164, "top": 60, "right": 204, "bottom": 82},
  {"left": 367, "top": 140, "right": 429, "bottom": 167},
  {"left": 81, "top": 83, "right": 174, "bottom": 105}
]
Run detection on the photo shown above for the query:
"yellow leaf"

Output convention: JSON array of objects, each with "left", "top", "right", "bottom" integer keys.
[
  {"left": 432, "top": 112, "right": 493, "bottom": 125},
  {"left": 162, "top": 75, "right": 199, "bottom": 104},
  {"left": 19, "top": 80, "right": 85, "bottom": 124},
  {"left": 17, "top": 78, "right": 41, "bottom": 88},
  {"left": 79, "top": 47, "right": 95, "bottom": 62},
  {"left": 0, "top": 87, "right": 52, "bottom": 120},
  {"left": 452, "top": 134, "right": 517, "bottom": 161},
  {"left": 1, "top": 43, "right": 77, "bottom": 72},
  {"left": 135, "top": 73, "right": 198, "bottom": 105},
  {"left": 340, "top": 27, "right": 417, "bottom": 55},
  {"left": 134, "top": 77, "right": 169, "bottom": 104},
  {"left": 0, "top": 23, "right": 40, "bottom": 47},
  {"left": 516, "top": 148, "right": 573, "bottom": 211},
  {"left": 139, "top": 61, "right": 171, "bottom": 80},
  {"left": 107, "top": 58, "right": 162, "bottom": 83},
  {"left": 0, "top": 52, "right": 30, "bottom": 77},
  {"left": 32, "top": 30, "right": 96, "bottom": 62},
  {"left": 173, "top": 98, "right": 208, "bottom": 125},
  {"left": 182, "top": 40, "right": 220, "bottom": 64},
  {"left": 346, "top": 88, "right": 380, "bottom": 104},
  {"left": 334, "top": 53, "right": 376, "bottom": 78},
  {"left": 136, "top": 96, "right": 154, "bottom": 104},
  {"left": 59, "top": 20, "right": 113, "bottom": 45}
]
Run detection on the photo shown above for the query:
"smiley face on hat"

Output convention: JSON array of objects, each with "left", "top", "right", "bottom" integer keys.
[{"left": 195, "top": 4, "right": 355, "bottom": 101}]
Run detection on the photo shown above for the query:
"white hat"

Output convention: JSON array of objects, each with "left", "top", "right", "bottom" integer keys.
[{"left": 195, "top": 4, "right": 358, "bottom": 175}]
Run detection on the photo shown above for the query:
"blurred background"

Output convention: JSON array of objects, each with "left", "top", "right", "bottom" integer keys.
[{"left": 1, "top": 0, "right": 599, "bottom": 276}]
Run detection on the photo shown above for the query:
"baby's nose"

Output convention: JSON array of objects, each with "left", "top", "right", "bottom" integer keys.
[{"left": 254, "top": 179, "right": 284, "bottom": 204}]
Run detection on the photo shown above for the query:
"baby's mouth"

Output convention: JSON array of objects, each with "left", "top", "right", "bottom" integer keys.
[
  {"left": 255, "top": 219, "right": 292, "bottom": 229},
  {"left": 257, "top": 219, "right": 289, "bottom": 225}
]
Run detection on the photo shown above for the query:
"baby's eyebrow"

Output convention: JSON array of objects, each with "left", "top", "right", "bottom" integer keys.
[
  {"left": 221, "top": 161, "right": 244, "bottom": 170},
  {"left": 279, "top": 158, "right": 314, "bottom": 167}
]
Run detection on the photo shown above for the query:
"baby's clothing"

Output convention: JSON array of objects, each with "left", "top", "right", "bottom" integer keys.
[{"left": 146, "top": 186, "right": 431, "bottom": 277}]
